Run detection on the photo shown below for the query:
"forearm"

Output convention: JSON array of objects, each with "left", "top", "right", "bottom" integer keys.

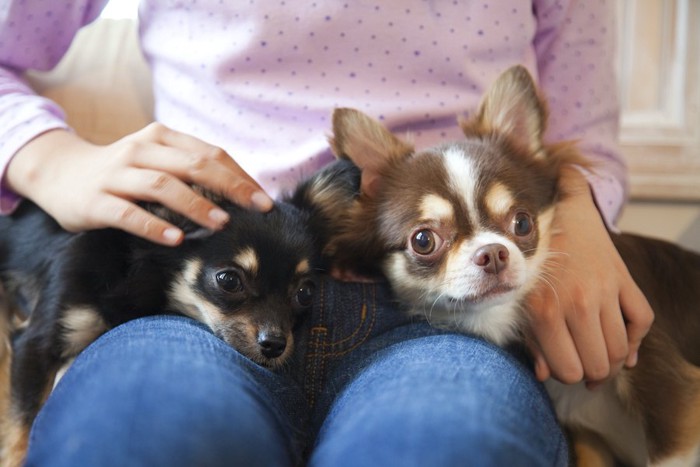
[
  {"left": 533, "top": 0, "right": 625, "bottom": 227},
  {"left": 0, "top": 69, "right": 71, "bottom": 213}
]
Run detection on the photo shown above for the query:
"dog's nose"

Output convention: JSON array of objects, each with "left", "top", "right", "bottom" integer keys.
[
  {"left": 257, "top": 332, "right": 287, "bottom": 359},
  {"left": 472, "top": 243, "right": 509, "bottom": 274}
]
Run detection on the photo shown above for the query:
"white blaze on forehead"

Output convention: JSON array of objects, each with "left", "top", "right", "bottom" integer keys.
[
  {"left": 485, "top": 182, "right": 514, "bottom": 217},
  {"left": 443, "top": 147, "right": 479, "bottom": 226},
  {"left": 234, "top": 247, "right": 259, "bottom": 276},
  {"left": 419, "top": 193, "right": 454, "bottom": 221}
]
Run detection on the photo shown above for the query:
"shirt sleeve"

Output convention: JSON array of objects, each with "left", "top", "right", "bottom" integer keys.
[
  {"left": 0, "top": 0, "right": 108, "bottom": 213},
  {"left": 533, "top": 0, "right": 625, "bottom": 229}
]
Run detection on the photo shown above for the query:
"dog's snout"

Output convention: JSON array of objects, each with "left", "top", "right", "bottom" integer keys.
[
  {"left": 472, "top": 243, "right": 509, "bottom": 274},
  {"left": 257, "top": 331, "right": 287, "bottom": 359}
]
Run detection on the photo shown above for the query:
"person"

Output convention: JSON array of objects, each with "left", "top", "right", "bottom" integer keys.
[{"left": 0, "top": 1, "right": 653, "bottom": 466}]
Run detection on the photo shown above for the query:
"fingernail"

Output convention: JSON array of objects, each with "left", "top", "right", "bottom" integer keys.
[
  {"left": 626, "top": 351, "right": 638, "bottom": 368},
  {"left": 163, "top": 227, "right": 183, "bottom": 244},
  {"left": 251, "top": 190, "right": 274, "bottom": 211},
  {"left": 208, "top": 208, "right": 230, "bottom": 226}
]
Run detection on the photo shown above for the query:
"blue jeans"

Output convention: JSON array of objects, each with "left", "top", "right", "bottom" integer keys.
[{"left": 25, "top": 278, "right": 568, "bottom": 466}]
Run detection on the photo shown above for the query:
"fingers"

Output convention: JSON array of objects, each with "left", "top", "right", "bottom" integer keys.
[
  {"left": 88, "top": 195, "right": 185, "bottom": 246},
  {"left": 527, "top": 280, "right": 631, "bottom": 386},
  {"left": 527, "top": 292, "right": 583, "bottom": 384},
  {"left": 619, "top": 273, "right": 654, "bottom": 368},
  {"left": 90, "top": 123, "right": 276, "bottom": 244},
  {"left": 599, "top": 297, "right": 629, "bottom": 378},
  {"left": 137, "top": 123, "right": 274, "bottom": 211},
  {"left": 106, "top": 167, "right": 230, "bottom": 232}
]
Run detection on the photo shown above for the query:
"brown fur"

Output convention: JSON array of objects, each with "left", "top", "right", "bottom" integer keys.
[
  {"left": 1, "top": 415, "right": 28, "bottom": 467},
  {"left": 303, "top": 66, "right": 700, "bottom": 465}
]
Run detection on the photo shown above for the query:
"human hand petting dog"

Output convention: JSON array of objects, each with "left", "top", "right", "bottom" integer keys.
[
  {"left": 526, "top": 167, "right": 654, "bottom": 388},
  {"left": 6, "top": 123, "right": 273, "bottom": 246}
]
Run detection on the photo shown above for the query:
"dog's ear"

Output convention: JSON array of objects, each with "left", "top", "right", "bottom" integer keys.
[
  {"left": 329, "top": 108, "right": 414, "bottom": 198},
  {"left": 463, "top": 65, "right": 547, "bottom": 157}
]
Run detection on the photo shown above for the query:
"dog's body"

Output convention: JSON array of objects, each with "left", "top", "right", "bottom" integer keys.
[
  {"left": 296, "top": 66, "right": 700, "bottom": 466},
  {"left": 0, "top": 195, "right": 317, "bottom": 465}
]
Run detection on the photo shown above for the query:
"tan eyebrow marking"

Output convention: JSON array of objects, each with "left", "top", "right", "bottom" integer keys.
[
  {"left": 234, "top": 247, "right": 259, "bottom": 276},
  {"left": 484, "top": 182, "right": 515, "bottom": 217},
  {"left": 420, "top": 193, "right": 454, "bottom": 221},
  {"left": 295, "top": 259, "right": 310, "bottom": 275}
]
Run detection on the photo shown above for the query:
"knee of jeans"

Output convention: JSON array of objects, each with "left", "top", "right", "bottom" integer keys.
[
  {"left": 328, "top": 333, "right": 557, "bottom": 435},
  {"left": 314, "top": 334, "right": 566, "bottom": 467},
  {"left": 29, "top": 315, "right": 305, "bottom": 467},
  {"left": 370, "top": 333, "right": 532, "bottom": 384}
]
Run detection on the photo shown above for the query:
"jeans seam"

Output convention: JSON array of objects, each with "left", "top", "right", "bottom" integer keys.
[
  {"left": 307, "top": 286, "right": 378, "bottom": 359},
  {"left": 304, "top": 282, "right": 382, "bottom": 408}
]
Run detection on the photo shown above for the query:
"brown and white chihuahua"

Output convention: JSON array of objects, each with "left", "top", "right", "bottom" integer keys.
[{"left": 295, "top": 66, "right": 700, "bottom": 466}]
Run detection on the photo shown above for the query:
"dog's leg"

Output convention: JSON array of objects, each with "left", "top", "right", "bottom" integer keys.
[
  {"left": 571, "top": 429, "right": 616, "bottom": 467},
  {"left": 1, "top": 413, "right": 30, "bottom": 467},
  {"left": 645, "top": 363, "right": 700, "bottom": 466},
  {"left": 0, "top": 283, "right": 14, "bottom": 464},
  {"left": 1, "top": 327, "right": 59, "bottom": 467},
  {"left": 0, "top": 288, "right": 11, "bottom": 413},
  {"left": 621, "top": 330, "right": 700, "bottom": 466}
]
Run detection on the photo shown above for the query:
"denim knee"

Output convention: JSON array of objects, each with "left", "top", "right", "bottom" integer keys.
[
  {"left": 310, "top": 333, "right": 568, "bottom": 467},
  {"left": 26, "top": 316, "right": 306, "bottom": 467}
]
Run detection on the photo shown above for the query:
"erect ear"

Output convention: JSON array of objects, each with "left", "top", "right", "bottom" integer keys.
[
  {"left": 462, "top": 65, "right": 547, "bottom": 157},
  {"left": 329, "top": 108, "right": 414, "bottom": 198}
]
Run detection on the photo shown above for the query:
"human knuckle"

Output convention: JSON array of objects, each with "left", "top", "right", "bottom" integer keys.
[
  {"left": 182, "top": 194, "right": 207, "bottom": 216},
  {"left": 205, "top": 146, "right": 227, "bottom": 162},
  {"left": 115, "top": 141, "right": 142, "bottom": 163},
  {"left": 148, "top": 172, "right": 173, "bottom": 192},
  {"left": 114, "top": 204, "right": 139, "bottom": 224},
  {"left": 586, "top": 363, "right": 610, "bottom": 382},
  {"left": 558, "top": 366, "right": 584, "bottom": 385},
  {"left": 144, "top": 121, "right": 168, "bottom": 137},
  {"left": 610, "top": 346, "right": 628, "bottom": 367},
  {"left": 528, "top": 304, "right": 556, "bottom": 326},
  {"left": 188, "top": 152, "right": 211, "bottom": 172}
]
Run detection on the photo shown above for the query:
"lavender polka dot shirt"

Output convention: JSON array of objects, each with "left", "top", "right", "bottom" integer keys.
[{"left": 0, "top": 0, "right": 625, "bottom": 226}]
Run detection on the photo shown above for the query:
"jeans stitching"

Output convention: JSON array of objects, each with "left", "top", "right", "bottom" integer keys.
[
  {"left": 306, "top": 286, "right": 378, "bottom": 359},
  {"left": 304, "top": 281, "right": 383, "bottom": 408}
]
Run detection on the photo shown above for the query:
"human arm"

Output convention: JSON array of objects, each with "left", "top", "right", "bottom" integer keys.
[
  {"left": 526, "top": 0, "right": 654, "bottom": 385},
  {"left": 6, "top": 126, "right": 273, "bottom": 245},
  {"left": 0, "top": 1, "right": 273, "bottom": 245}
]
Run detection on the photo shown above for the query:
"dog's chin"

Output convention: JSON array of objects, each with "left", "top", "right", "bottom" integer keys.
[
  {"left": 256, "top": 354, "right": 290, "bottom": 370},
  {"left": 448, "top": 283, "right": 518, "bottom": 307}
]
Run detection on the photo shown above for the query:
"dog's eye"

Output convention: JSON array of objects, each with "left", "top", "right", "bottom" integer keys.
[
  {"left": 512, "top": 212, "right": 534, "bottom": 237},
  {"left": 294, "top": 281, "right": 315, "bottom": 309},
  {"left": 215, "top": 270, "right": 244, "bottom": 293},
  {"left": 410, "top": 229, "right": 438, "bottom": 255}
]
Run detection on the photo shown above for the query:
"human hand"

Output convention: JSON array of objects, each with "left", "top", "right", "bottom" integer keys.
[
  {"left": 525, "top": 168, "right": 654, "bottom": 387},
  {"left": 6, "top": 123, "right": 273, "bottom": 245}
]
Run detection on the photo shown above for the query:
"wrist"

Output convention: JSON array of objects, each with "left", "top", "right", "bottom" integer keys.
[
  {"left": 558, "top": 166, "right": 591, "bottom": 199},
  {"left": 6, "top": 129, "right": 92, "bottom": 201}
]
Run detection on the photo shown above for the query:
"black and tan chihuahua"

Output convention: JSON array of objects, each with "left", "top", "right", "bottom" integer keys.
[{"left": 0, "top": 193, "right": 317, "bottom": 465}]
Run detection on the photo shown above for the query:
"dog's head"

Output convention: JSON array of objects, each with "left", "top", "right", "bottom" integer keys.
[
  {"left": 310, "top": 66, "right": 584, "bottom": 344},
  {"left": 163, "top": 202, "right": 317, "bottom": 368}
]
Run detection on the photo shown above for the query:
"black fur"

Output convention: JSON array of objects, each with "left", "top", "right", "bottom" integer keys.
[{"left": 0, "top": 195, "right": 318, "bottom": 439}]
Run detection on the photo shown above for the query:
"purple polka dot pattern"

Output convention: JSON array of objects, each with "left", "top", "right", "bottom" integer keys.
[{"left": 1, "top": 0, "right": 625, "bottom": 226}]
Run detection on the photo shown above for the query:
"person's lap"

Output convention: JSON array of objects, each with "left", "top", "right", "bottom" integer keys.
[
  {"left": 25, "top": 279, "right": 568, "bottom": 466},
  {"left": 26, "top": 316, "right": 307, "bottom": 467}
]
